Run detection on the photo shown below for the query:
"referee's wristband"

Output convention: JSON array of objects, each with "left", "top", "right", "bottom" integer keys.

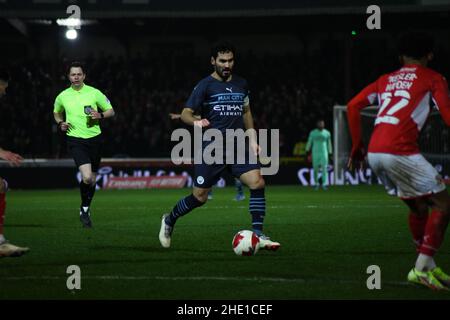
[{"left": 100, "top": 113, "right": 104, "bottom": 119}]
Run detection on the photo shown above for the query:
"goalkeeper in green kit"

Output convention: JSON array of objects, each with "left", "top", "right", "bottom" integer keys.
[{"left": 305, "top": 119, "right": 332, "bottom": 190}]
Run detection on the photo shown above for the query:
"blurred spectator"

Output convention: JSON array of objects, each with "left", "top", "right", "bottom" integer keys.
[{"left": 0, "top": 40, "right": 448, "bottom": 158}]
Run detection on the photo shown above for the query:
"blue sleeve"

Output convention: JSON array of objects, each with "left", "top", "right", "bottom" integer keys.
[
  {"left": 244, "top": 80, "right": 250, "bottom": 106},
  {"left": 186, "top": 81, "right": 206, "bottom": 113}
]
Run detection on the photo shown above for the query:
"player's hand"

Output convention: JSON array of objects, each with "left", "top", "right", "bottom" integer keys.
[
  {"left": 59, "top": 121, "right": 72, "bottom": 132},
  {"left": 193, "top": 119, "right": 210, "bottom": 128},
  {"left": 347, "top": 144, "right": 366, "bottom": 170},
  {"left": 169, "top": 113, "right": 181, "bottom": 120},
  {"left": 89, "top": 110, "right": 103, "bottom": 120},
  {"left": 307, "top": 152, "right": 312, "bottom": 163},
  {"left": 0, "top": 149, "right": 23, "bottom": 166}
]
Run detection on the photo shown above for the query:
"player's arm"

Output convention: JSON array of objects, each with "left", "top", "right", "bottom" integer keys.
[
  {"left": 0, "top": 147, "right": 23, "bottom": 166},
  {"left": 305, "top": 132, "right": 313, "bottom": 162},
  {"left": 242, "top": 104, "right": 256, "bottom": 130},
  {"left": 181, "top": 108, "right": 209, "bottom": 127},
  {"left": 305, "top": 131, "right": 313, "bottom": 162},
  {"left": 169, "top": 113, "right": 200, "bottom": 120},
  {"left": 243, "top": 104, "right": 260, "bottom": 155},
  {"left": 183, "top": 82, "right": 208, "bottom": 127},
  {"left": 91, "top": 108, "right": 115, "bottom": 119},
  {"left": 53, "top": 112, "right": 71, "bottom": 132},
  {"left": 346, "top": 81, "right": 378, "bottom": 167},
  {"left": 431, "top": 75, "right": 450, "bottom": 126},
  {"left": 53, "top": 95, "right": 71, "bottom": 132},
  {"left": 90, "top": 90, "right": 115, "bottom": 119},
  {"left": 327, "top": 132, "right": 333, "bottom": 155},
  {"left": 169, "top": 113, "right": 181, "bottom": 120},
  {"left": 53, "top": 111, "right": 64, "bottom": 124},
  {"left": 305, "top": 132, "right": 312, "bottom": 152}
]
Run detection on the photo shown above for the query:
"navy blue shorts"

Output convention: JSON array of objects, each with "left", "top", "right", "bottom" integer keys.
[{"left": 194, "top": 163, "right": 260, "bottom": 188}]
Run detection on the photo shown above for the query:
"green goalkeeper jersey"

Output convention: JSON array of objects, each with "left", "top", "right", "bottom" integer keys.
[
  {"left": 53, "top": 84, "right": 112, "bottom": 139},
  {"left": 306, "top": 129, "right": 332, "bottom": 155}
]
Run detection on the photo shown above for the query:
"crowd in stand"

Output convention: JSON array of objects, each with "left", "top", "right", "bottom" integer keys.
[{"left": 1, "top": 42, "right": 448, "bottom": 159}]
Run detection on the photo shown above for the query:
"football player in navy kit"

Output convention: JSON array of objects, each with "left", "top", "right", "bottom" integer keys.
[{"left": 159, "top": 42, "right": 280, "bottom": 251}]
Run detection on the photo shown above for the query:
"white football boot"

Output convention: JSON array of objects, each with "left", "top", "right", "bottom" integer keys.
[
  {"left": 159, "top": 214, "right": 173, "bottom": 248},
  {"left": 0, "top": 242, "right": 30, "bottom": 257},
  {"left": 258, "top": 234, "right": 281, "bottom": 251}
]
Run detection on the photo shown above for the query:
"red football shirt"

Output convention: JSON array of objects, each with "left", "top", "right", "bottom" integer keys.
[{"left": 347, "top": 64, "right": 450, "bottom": 155}]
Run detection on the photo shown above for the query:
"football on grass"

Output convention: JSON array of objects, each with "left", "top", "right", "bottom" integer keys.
[{"left": 232, "top": 230, "right": 260, "bottom": 256}]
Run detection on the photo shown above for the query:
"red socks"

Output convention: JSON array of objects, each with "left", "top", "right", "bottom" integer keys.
[
  {"left": 419, "top": 210, "right": 450, "bottom": 256},
  {"left": 408, "top": 212, "right": 428, "bottom": 251}
]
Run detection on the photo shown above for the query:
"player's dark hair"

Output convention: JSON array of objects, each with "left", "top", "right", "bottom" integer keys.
[
  {"left": 0, "top": 68, "right": 10, "bottom": 82},
  {"left": 210, "top": 41, "right": 236, "bottom": 59},
  {"left": 398, "top": 32, "right": 434, "bottom": 60},
  {"left": 67, "top": 61, "right": 86, "bottom": 74}
]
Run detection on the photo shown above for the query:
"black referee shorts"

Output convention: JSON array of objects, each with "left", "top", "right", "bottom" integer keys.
[{"left": 67, "top": 134, "right": 102, "bottom": 172}]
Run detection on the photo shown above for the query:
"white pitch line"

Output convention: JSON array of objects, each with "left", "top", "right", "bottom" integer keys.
[
  {"left": 207, "top": 205, "right": 403, "bottom": 209},
  {"left": 13, "top": 206, "right": 403, "bottom": 214},
  {"left": 0, "top": 275, "right": 410, "bottom": 287}
]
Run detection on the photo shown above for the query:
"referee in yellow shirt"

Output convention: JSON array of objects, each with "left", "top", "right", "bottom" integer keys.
[{"left": 53, "top": 62, "right": 115, "bottom": 228}]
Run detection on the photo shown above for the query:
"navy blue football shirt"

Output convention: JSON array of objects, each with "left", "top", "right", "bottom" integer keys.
[{"left": 185, "top": 74, "right": 250, "bottom": 133}]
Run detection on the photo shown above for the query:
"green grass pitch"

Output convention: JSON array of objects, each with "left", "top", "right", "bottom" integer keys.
[{"left": 1, "top": 185, "right": 449, "bottom": 300}]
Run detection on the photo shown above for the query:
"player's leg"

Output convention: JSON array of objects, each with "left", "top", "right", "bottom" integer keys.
[
  {"left": 238, "top": 168, "right": 280, "bottom": 250},
  {"left": 78, "top": 163, "right": 95, "bottom": 228},
  {"left": 367, "top": 153, "right": 398, "bottom": 196},
  {"left": 67, "top": 137, "right": 95, "bottom": 227},
  {"left": 0, "top": 177, "right": 29, "bottom": 257},
  {"left": 79, "top": 164, "right": 96, "bottom": 207},
  {"left": 159, "top": 186, "right": 210, "bottom": 248},
  {"left": 239, "top": 169, "right": 265, "bottom": 235},
  {"left": 165, "top": 186, "right": 210, "bottom": 227},
  {"left": 404, "top": 192, "right": 450, "bottom": 289},
  {"left": 234, "top": 178, "right": 245, "bottom": 201},
  {"left": 369, "top": 154, "right": 429, "bottom": 257},
  {"left": 416, "top": 190, "right": 450, "bottom": 287},
  {"left": 159, "top": 164, "right": 221, "bottom": 248},
  {"left": 81, "top": 135, "right": 102, "bottom": 220},
  {"left": 403, "top": 197, "right": 429, "bottom": 253},
  {"left": 372, "top": 153, "right": 450, "bottom": 289},
  {"left": 312, "top": 156, "right": 320, "bottom": 190},
  {"left": 385, "top": 154, "right": 448, "bottom": 277},
  {"left": 418, "top": 191, "right": 450, "bottom": 260},
  {"left": 320, "top": 155, "right": 329, "bottom": 190}
]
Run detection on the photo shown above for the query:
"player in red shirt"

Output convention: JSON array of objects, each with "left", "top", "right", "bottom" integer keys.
[
  {"left": 347, "top": 32, "right": 450, "bottom": 290},
  {"left": 0, "top": 68, "right": 29, "bottom": 257}
]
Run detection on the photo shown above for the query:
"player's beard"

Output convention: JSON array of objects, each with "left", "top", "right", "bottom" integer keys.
[{"left": 216, "top": 66, "right": 232, "bottom": 81}]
